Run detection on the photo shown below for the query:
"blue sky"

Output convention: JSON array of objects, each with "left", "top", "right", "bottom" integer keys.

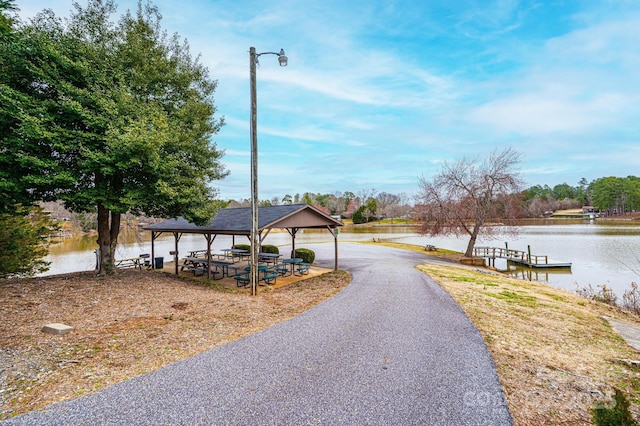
[{"left": 16, "top": 0, "right": 640, "bottom": 201}]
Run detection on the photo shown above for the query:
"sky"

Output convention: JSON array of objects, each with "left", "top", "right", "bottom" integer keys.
[{"left": 14, "top": 0, "right": 640, "bottom": 202}]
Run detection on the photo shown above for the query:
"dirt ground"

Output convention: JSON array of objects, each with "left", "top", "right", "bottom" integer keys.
[{"left": 0, "top": 268, "right": 350, "bottom": 419}]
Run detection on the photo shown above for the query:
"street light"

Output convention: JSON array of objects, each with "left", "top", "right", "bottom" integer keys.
[{"left": 249, "top": 47, "right": 288, "bottom": 296}]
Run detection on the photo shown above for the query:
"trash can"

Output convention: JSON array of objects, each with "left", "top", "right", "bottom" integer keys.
[{"left": 154, "top": 257, "right": 164, "bottom": 269}]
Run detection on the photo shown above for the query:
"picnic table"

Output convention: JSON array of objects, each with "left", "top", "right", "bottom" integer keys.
[
  {"left": 115, "top": 255, "right": 148, "bottom": 270},
  {"left": 258, "top": 252, "right": 281, "bottom": 265},
  {"left": 280, "top": 258, "right": 305, "bottom": 277},
  {"left": 182, "top": 256, "right": 241, "bottom": 280},
  {"left": 238, "top": 265, "right": 278, "bottom": 285},
  {"left": 219, "top": 248, "right": 250, "bottom": 262}
]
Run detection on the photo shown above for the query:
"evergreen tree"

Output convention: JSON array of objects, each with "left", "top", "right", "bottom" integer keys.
[{"left": 0, "top": 1, "right": 227, "bottom": 274}]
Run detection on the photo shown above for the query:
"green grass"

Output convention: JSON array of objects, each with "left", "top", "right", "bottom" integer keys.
[{"left": 487, "top": 290, "right": 538, "bottom": 307}]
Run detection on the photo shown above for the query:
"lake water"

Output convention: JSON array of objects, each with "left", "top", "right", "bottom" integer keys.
[{"left": 42, "top": 220, "right": 640, "bottom": 298}]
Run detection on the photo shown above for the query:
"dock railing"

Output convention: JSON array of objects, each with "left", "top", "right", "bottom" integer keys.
[{"left": 473, "top": 246, "right": 549, "bottom": 265}]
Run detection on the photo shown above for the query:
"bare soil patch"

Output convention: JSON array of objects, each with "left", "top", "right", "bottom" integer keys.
[{"left": 0, "top": 269, "right": 350, "bottom": 419}]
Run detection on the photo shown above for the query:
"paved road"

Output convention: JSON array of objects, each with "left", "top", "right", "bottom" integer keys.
[{"left": 6, "top": 243, "right": 512, "bottom": 425}]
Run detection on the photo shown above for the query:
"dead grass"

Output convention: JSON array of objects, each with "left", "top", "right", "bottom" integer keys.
[
  {"left": 419, "top": 263, "right": 640, "bottom": 425},
  {"left": 0, "top": 268, "right": 350, "bottom": 419}
]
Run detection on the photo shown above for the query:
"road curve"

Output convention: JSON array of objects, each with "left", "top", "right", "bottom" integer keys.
[{"left": 6, "top": 243, "right": 512, "bottom": 425}]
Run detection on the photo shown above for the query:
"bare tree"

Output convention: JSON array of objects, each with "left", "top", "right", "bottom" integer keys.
[
  {"left": 416, "top": 147, "right": 524, "bottom": 257},
  {"left": 357, "top": 188, "right": 378, "bottom": 205},
  {"left": 389, "top": 192, "right": 412, "bottom": 221},
  {"left": 376, "top": 192, "right": 400, "bottom": 219}
]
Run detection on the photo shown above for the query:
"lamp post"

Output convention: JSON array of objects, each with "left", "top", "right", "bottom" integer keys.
[{"left": 249, "top": 47, "right": 288, "bottom": 296}]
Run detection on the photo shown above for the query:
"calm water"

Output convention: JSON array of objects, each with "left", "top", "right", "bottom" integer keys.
[{"left": 43, "top": 221, "right": 640, "bottom": 298}]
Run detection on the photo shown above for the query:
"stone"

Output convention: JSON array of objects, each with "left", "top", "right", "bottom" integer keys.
[{"left": 41, "top": 323, "right": 73, "bottom": 335}]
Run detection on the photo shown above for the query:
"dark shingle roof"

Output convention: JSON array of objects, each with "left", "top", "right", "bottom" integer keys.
[{"left": 144, "top": 204, "right": 342, "bottom": 235}]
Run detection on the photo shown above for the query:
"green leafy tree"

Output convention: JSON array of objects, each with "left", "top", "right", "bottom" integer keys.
[
  {"left": 552, "top": 183, "right": 576, "bottom": 200},
  {"left": 590, "top": 176, "right": 640, "bottom": 214},
  {"left": 0, "top": 0, "right": 17, "bottom": 35},
  {"left": 1, "top": 1, "right": 227, "bottom": 274},
  {"left": 365, "top": 198, "right": 378, "bottom": 221},
  {"left": 352, "top": 205, "right": 367, "bottom": 224},
  {"left": 302, "top": 192, "right": 314, "bottom": 205},
  {"left": 342, "top": 191, "right": 356, "bottom": 211},
  {"left": 0, "top": 5, "right": 74, "bottom": 213},
  {"left": 577, "top": 177, "right": 591, "bottom": 204},
  {"left": 523, "top": 184, "right": 552, "bottom": 202},
  {"left": 315, "top": 193, "right": 331, "bottom": 209},
  {"left": 0, "top": 205, "right": 54, "bottom": 278}
]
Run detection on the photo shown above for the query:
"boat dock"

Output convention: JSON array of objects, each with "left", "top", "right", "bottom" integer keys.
[{"left": 473, "top": 246, "right": 572, "bottom": 269}]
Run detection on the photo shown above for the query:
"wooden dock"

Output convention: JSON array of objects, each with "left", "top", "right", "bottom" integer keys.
[{"left": 473, "top": 246, "right": 572, "bottom": 269}]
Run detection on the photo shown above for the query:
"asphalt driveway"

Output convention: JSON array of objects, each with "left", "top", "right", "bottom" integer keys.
[{"left": 6, "top": 243, "right": 512, "bottom": 425}]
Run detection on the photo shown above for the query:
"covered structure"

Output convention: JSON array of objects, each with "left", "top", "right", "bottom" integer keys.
[{"left": 143, "top": 204, "right": 343, "bottom": 279}]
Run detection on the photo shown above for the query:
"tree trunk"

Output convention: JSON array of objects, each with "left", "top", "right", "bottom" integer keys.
[
  {"left": 96, "top": 203, "right": 121, "bottom": 275},
  {"left": 465, "top": 225, "right": 481, "bottom": 258}
]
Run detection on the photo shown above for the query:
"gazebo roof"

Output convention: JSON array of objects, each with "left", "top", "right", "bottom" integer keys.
[{"left": 144, "top": 204, "right": 343, "bottom": 235}]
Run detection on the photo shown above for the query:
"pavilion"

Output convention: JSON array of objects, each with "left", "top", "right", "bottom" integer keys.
[{"left": 143, "top": 204, "right": 343, "bottom": 279}]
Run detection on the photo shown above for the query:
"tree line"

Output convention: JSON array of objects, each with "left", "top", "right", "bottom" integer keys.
[
  {"left": 231, "top": 190, "right": 413, "bottom": 224},
  {"left": 522, "top": 176, "right": 640, "bottom": 217}
]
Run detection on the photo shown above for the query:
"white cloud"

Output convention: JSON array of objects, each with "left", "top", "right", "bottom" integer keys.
[{"left": 466, "top": 12, "right": 640, "bottom": 137}]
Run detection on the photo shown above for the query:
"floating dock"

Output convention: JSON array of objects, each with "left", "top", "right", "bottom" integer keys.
[{"left": 473, "top": 246, "right": 572, "bottom": 269}]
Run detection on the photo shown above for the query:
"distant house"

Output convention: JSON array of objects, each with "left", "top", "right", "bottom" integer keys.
[
  {"left": 314, "top": 204, "right": 331, "bottom": 216},
  {"left": 582, "top": 206, "right": 599, "bottom": 218},
  {"left": 344, "top": 199, "right": 360, "bottom": 219}
]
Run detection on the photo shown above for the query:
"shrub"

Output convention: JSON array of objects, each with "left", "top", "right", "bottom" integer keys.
[
  {"left": 291, "top": 248, "right": 315, "bottom": 264},
  {"left": 622, "top": 282, "right": 640, "bottom": 315},
  {"left": 261, "top": 245, "right": 279, "bottom": 254},
  {"left": 591, "top": 388, "right": 637, "bottom": 426},
  {"left": 0, "top": 206, "right": 54, "bottom": 278},
  {"left": 352, "top": 206, "right": 367, "bottom": 224},
  {"left": 575, "top": 284, "right": 618, "bottom": 306},
  {"left": 232, "top": 244, "right": 250, "bottom": 252}
]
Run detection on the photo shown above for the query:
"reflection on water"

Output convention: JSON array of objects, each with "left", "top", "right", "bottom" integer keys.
[
  {"left": 42, "top": 221, "right": 640, "bottom": 299},
  {"left": 504, "top": 264, "right": 574, "bottom": 281}
]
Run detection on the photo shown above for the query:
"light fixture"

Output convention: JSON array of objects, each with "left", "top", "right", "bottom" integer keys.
[{"left": 278, "top": 49, "right": 288, "bottom": 66}]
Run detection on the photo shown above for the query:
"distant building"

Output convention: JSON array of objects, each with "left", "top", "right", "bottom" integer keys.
[{"left": 344, "top": 199, "right": 360, "bottom": 219}]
